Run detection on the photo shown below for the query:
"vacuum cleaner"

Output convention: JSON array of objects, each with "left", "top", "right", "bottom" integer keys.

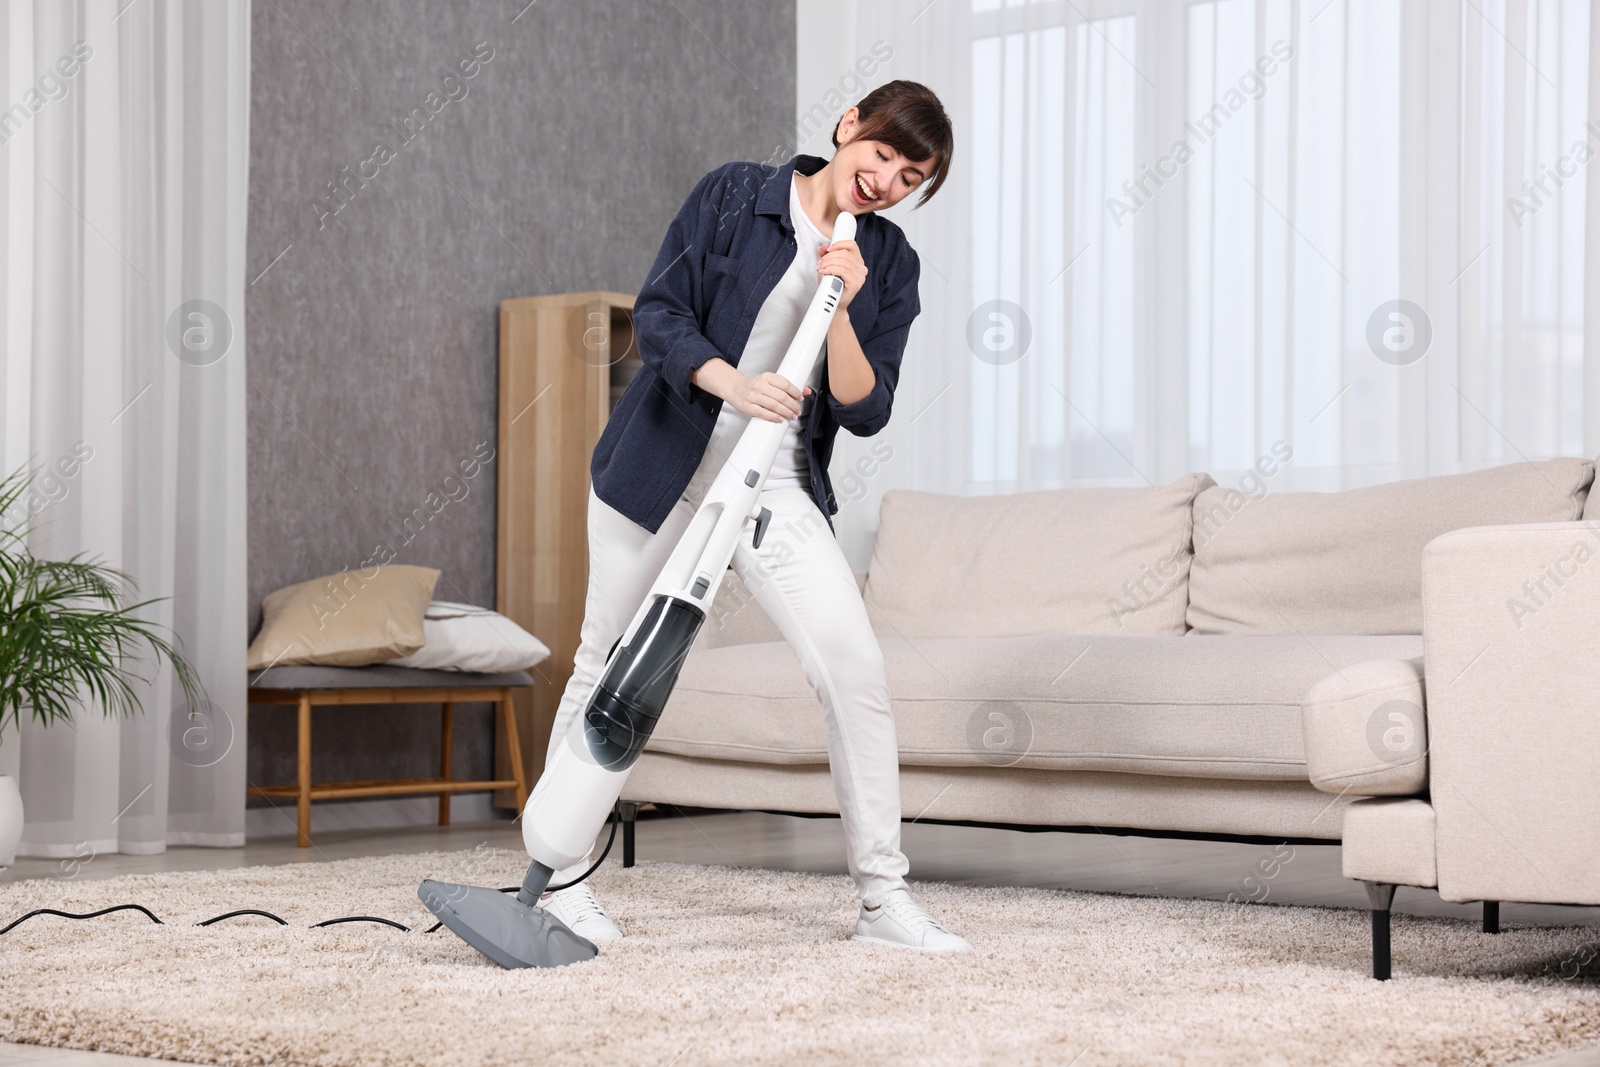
[{"left": 419, "top": 211, "right": 858, "bottom": 969}]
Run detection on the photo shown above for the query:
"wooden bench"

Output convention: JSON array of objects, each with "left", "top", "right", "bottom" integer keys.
[{"left": 247, "top": 665, "right": 531, "bottom": 847}]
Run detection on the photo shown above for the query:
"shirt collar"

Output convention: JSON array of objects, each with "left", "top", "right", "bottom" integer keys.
[{"left": 757, "top": 153, "right": 829, "bottom": 230}]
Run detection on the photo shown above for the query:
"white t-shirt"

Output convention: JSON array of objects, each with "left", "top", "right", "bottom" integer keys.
[{"left": 691, "top": 174, "right": 831, "bottom": 490}]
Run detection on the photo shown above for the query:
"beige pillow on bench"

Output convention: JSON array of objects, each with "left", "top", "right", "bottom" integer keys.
[{"left": 247, "top": 565, "right": 440, "bottom": 669}]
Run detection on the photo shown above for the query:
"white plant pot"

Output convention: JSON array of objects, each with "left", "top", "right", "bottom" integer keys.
[{"left": 0, "top": 775, "right": 22, "bottom": 868}]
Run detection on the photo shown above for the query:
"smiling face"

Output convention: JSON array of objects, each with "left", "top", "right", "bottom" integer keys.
[{"left": 831, "top": 108, "right": 936, "bottom": 215}]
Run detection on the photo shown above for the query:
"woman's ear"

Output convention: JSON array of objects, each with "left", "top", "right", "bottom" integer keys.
[{"left": 834, "top": 106, "right": 860, "bottom": 146}]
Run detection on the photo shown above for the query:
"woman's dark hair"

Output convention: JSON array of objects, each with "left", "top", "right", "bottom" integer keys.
[{"left": 832, "top": 80, "right": 953, "bottom": 208}]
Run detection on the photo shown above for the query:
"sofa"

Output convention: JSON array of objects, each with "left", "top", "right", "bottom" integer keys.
[
  {"left": 618, "top": 454, "right": 1596, "bottom": 968},
  {"left": 1303, "top": 503, "right": 1600, "bottom": 977}
]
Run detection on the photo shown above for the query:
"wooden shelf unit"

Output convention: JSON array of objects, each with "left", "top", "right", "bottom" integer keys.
[{"left": 493, "top": 291, "right": 638, "bottom": 808}]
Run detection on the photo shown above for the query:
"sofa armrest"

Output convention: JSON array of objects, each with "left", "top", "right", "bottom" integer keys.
[
  {"left": 692, "top": 568, "right": 870, "bottom": 651},
  {"left": 1301, "top": 657, "right": 1428, "bottom": 797},
  {"left": 1422, "top": 520, "right": 1600, "bottom": 905}
]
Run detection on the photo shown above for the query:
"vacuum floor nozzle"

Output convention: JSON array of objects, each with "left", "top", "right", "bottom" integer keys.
[{"left": 419, "top": 879, "right": 598, "bottom": 969}]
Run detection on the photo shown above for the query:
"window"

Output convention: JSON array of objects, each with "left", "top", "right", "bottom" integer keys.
[{"left": 957, "top": 0, "right": 1592, "bottom": 490}]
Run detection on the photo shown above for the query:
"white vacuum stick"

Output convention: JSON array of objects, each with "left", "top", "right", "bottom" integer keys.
[{"left": 421, "top": 211, "right": 859, "bottom": 969}]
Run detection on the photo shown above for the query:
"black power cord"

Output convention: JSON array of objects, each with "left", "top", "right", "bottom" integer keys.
[
  {"left": 0, "top": 903, "right": 162, "bottom": 935},
  {"left": 1, "top": 804, "right": 622, "bottom": 937},
  {"left": 198, "top": 909, "right": 285, "bottom": 927}
]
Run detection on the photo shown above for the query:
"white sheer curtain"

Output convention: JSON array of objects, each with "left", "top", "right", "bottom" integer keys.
[
  {"left": 1459, "top": 0, "right": 1594, "bottom": 466},
  {"left": 0, "top": 1, "right": 249, "bottom": 856},
  {"left": 803, "top": 0, "right": 1598, "bottom": 565}
]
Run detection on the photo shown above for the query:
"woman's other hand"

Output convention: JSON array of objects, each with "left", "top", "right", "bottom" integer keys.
[
  {"left": 730, "top": 370, "right": 810, "bottom": 423},
  {"left": 818, "top": 238, "right": 867, "bottom": 312}
]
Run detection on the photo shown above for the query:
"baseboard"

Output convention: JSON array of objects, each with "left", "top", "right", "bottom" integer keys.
[{"left": 245, "top": 794, "right": 506, "bottom": 840}]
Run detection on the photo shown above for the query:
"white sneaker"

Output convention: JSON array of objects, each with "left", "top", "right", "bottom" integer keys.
[
  {"left": 852, "top": 888, "right": 971, "bottom": 953},
  {"left": 537, "top": 882, "right": 623, "bottom": 944}
]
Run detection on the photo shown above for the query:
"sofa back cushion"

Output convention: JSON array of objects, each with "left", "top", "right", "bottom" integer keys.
[
  {"left": 1586, "top": 455, "right": 1600, "bottom": 520},
  {"left": 1187, "top": 457, "right": 1594, "bottom": 635},
  {"left": 863, "top": 474, "right": 1215, "bottom": 638}
]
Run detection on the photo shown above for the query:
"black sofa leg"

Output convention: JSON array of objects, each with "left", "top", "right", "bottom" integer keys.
[
  {"left": 1483, "top": 900, "right": 1499, "bottom": 934},
  {"left": 1364, "top": 881, "right": 1398, "bottom": 980},
  {"left": 620, "top": 801, "right": 638, "bottom": 868}
]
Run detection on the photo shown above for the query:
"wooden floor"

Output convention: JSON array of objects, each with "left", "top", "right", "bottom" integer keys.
[{"left": 3, "top": 808, "right": 1598, "bottom": 1066}]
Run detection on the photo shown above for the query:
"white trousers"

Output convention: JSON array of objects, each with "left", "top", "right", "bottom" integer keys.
[{"left": 543, "top": 462, "right": 911, "bottom": 907}]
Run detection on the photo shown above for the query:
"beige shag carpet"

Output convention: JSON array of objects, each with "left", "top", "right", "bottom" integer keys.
[{"left": 2, "top": 850, "right": 1599, "bottom": 1067}]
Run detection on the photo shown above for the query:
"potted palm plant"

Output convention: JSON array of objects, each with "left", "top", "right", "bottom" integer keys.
[{"left": 0, "top": 466, "right": 205, "bottom": 865}]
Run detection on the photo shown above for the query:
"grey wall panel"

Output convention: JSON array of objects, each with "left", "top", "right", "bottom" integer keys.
[{"left": 246, "top": 0, "right": 795, "bottom": 820}]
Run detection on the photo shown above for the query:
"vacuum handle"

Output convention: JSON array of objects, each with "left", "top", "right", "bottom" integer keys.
[{"left": 828, "top": 211, "right": 857, "bottom": 244}]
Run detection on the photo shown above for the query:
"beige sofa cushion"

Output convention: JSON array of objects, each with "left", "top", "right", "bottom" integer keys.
[
  {"left": 862, "top": 473, "right": 1215, "bottom": 639},
  {"left": 656, "top": 632, "right": 1422, "bottom": 778},
  {"left": 247, "top": 565, "right": 440, "bottom": 669},
  {"left": 1301, "top": 657, "right": 1427, "bottom": 796},
  {"left": 1187, "top": 457, "right": 1593, "bottom": 635},
  {"left": 1587, "top": 455, "right": 1600, "bottom": 520}
]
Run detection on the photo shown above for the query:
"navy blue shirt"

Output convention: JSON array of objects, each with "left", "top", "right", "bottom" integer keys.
[{"left": 590, "top": 153, "right": 922, "bottom": 536}]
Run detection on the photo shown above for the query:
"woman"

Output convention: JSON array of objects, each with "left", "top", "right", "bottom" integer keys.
[{"left": 539, "top": 80, "right": 966, "bottom": 952}]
